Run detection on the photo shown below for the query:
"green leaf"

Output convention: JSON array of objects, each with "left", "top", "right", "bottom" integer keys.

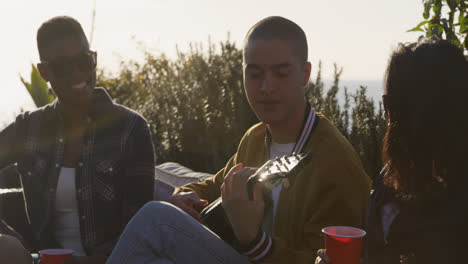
[
  {"left": 432, "top": 0, "right": 442, "bottom": 17},
  {"left": 441, "top": 18, "right": 449, "bottom": 28},
  {"left": 19, "top": 75, "right": 31, "bottom": 93},
  {"left": 423, "top": 1, "right": 433, "bottom": 19},
  {"left": 427, "top": 24, "right": 443, "bottom": 37},
  {"left": 20, "top": 64, "right": 54, "bottom": 107},
  {"left": 440, "top": 18, "right": 460, "bottom": 45},
  {"left": 458, "top": 13, "right": 465, "bottom": 25},
  {"left": 407, "top": 20, "right": 430, "bottom": 32},
  {"left": 447, "top": 32, "right": 461, "bottom": 46},
  {"left": 462, "top": 15, "right": 468, "bottom": 25},
  {"left": 447, "top": 0, "right": 457, "bottom": 11},
  {"left": 464, "top": 35, "right": 468, "bottom": 52}
]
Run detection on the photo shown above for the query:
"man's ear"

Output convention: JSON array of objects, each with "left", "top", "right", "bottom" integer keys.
[
  {"left": 37, "top": 63, "right": 49, "bottom": 82},
  {"left": 302, "top": 62, "right": 312, "bottom": 86}
]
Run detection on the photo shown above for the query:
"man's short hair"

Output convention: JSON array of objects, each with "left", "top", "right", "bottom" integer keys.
[
  {"left": 243, "top": 16, "right": 308, "bottom": 64},
  {"left": 37, "top": 16, "right": 88, "bottom": 60}
]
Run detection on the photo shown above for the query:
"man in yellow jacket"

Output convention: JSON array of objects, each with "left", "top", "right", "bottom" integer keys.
[{"left": 107, "top": 16, "right": 371, "bottom": 264}]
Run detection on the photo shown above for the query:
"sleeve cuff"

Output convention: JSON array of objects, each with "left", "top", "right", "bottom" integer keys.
[{"left": 240, "top": 231, "right": 273, "bottom": 262}]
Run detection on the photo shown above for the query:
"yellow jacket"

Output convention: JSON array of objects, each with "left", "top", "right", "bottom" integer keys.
[{"left": 176, "top": 113, "right": 371, "bottom": 263}]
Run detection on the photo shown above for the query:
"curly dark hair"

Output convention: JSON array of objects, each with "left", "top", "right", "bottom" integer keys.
[{"left": 382, "top": 37, "right": 468, "bottom": 205}]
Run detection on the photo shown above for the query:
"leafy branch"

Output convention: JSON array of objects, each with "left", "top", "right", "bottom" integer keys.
[{"left": 408, "top": 0, "right": 468, "bottom": 53}]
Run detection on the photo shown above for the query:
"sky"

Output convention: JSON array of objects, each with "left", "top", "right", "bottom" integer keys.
[{"left": 0, "top": 0, "right": 423, "bottom": 125}]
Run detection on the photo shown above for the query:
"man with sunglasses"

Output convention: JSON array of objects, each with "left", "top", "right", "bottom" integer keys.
[{"left": 0, "top": 16, "right": 155, "bottom": 263}]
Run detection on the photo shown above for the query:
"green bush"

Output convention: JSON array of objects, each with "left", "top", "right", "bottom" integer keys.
[
  {"left": 306, "top": 63, "right": 386, "bottom": 179},
  {"left": 98, "top": 41, "right": 257, "bottom": 173},
  {"left": 98, "top": 40, "right": 385, "bottom": 179}
]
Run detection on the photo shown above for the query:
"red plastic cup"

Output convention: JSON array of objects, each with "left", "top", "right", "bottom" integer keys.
[
  {"left": 39, "top": 249, "right": 74, "bottom": 264},
  {"left": 322, "top": 226, "right": 366, "bottom": 264}
]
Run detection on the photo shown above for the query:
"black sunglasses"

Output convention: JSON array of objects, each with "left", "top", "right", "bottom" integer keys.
[{"left": 41, "top": 50, "right": 97, "bottom": 78}]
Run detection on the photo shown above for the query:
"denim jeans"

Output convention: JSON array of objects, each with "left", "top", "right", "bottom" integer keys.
[{"left": 106, "top": 201, "right": 249, "bottom": 264}]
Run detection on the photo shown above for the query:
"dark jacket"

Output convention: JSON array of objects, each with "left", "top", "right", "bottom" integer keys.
[
  {"left": 0, "top": 88, "right": 155, "bottom": 255},
  {"left": 364, "top": 167, "right": 467, "bottom": 264}
]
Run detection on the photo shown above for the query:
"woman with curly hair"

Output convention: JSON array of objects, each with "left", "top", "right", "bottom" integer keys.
[{"left": 317, "top": 37, "right": 468, "bottom": 263}]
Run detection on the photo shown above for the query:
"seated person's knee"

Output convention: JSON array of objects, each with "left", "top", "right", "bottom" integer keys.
[{"left": 0, "top": 234, "right": 32, "bottom": 264}]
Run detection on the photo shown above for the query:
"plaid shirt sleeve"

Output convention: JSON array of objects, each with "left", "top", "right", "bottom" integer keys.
[
  {"left": 121, "top": 116, "right": 155, "bottom": 223},
  {"left": 0, "top": 118, "right": 22, "bottom": 168},
  {"left": 90, "top": 115, "right": 155, "bottom": 255}
]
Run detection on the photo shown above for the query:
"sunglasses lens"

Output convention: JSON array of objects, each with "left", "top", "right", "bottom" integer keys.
[
  {"left": 49, "top": 61, "right": 72, "bottom": 78},
  {"left": 76, "top": 53, "right": 96, "bottom": 73},
  {"left": 46, "top": 52, "right": 96, "bottom": 78}
]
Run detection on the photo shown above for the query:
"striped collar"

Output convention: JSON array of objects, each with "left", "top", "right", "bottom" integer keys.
[{"left": 265, "top": 103, "right": 317, "bottom": 156}]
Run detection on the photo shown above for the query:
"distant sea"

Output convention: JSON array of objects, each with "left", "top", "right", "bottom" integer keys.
[{"left": 323, "top": 79, "right": 383, "bottom": 106}]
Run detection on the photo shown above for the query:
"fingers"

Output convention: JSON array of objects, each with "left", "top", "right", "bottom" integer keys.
[
  {"left": 231, "top": 167, "right": 253, "bottom": 193},
  {"left": 252, "top": 181, "right": 265, "bottom": 201},
  {"left": 315, "top": 256, "right": 322, "bottom": 264},
  {"left": 179, "top": 202, "right": 202, "bottom": 221},
  {"left": 168, "top": 192, "right": 205, "bottom": 221},
  {"left": 193, "top": 199, "right": 208, "bottom": 211},
  {"left": 183, "top": 192, "right": 208, "bottom": 213},
  {"left": 185, "top": 192, "right": 203, "bottom": 204},
  {"left": 316, "top": 249, "right": 329, "bottom": 264},
  {"left": 225, "top": 163, "right": 243, "bottom": 194},
  {"left": 220, "top": 182, "right": 226, "bottom": 201},
  {"left": 225, "top": 163, "right": 244, "bottom": 180},
  {"left": 223, "top": 166, "right": 257, "bottom": 200}
]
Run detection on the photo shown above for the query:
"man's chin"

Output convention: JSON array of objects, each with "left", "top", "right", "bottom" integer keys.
[
  {"left": 60, "top": 92, "right": 91, "bottom": 107},
  {"left": 258, "top": 115, "right": 282, "bottom": 126},
  {"left": 255, "top": 108, "right": 281, "bottom": 123}
]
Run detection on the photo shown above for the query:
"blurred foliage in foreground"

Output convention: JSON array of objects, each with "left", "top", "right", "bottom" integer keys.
[
  {"left": 409, "top": 0, "right": 467, "bottom": 54},
  {"left": 20, "top": 65, "right": 55, "bottom": 107},
  {"left": 97, "top": 40, "right": 386, "bottom": 178}
]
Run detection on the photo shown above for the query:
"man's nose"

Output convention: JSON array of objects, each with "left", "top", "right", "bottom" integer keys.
[
  {"left": 68, "top": 63, "right": 87, "bottom": 81},
  {"left": 260, "top": 75, "right": 274, "bottom": 95},
  {"left": 261, "top": 74, "right": 279, "bottom": 96}
]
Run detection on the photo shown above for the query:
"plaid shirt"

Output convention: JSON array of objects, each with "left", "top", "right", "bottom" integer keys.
[{"left": 0, "top": 88, "right": 155, "bottom": 255}]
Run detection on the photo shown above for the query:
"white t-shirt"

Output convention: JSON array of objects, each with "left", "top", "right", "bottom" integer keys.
[
  {"left": 261, "top": 141, "right": 295, "bottom": 235},
  {"left": 54, "top": 167, "right": 86, "bottom": 256}
]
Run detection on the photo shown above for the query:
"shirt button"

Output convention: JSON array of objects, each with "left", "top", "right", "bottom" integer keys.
[
  {"left": 27, "top": 171, "right": 32, "bottom": 176},
  {"left": 55, "top": 163, "right": 60, "bottom": 168},
  {"left": 59, "top": 138, "right": 64, "bottom": 143},
  {"left": 78, "top": 162, "right": 84, "bottom": 167}
]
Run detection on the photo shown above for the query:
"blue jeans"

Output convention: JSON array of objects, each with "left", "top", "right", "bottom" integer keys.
[{"left": 106, "top": 201, "right": 249, "bottom": 264}]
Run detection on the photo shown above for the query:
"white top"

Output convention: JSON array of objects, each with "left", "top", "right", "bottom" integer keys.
[
  {"left": 261, "top": 142, "right": 295, "bottom": 235},
  {"left": 54, "top": 167, "right": 86, "bottom": 256},
  {"left": 382, "top": 202, "right": 400, "bottom": 245}
]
